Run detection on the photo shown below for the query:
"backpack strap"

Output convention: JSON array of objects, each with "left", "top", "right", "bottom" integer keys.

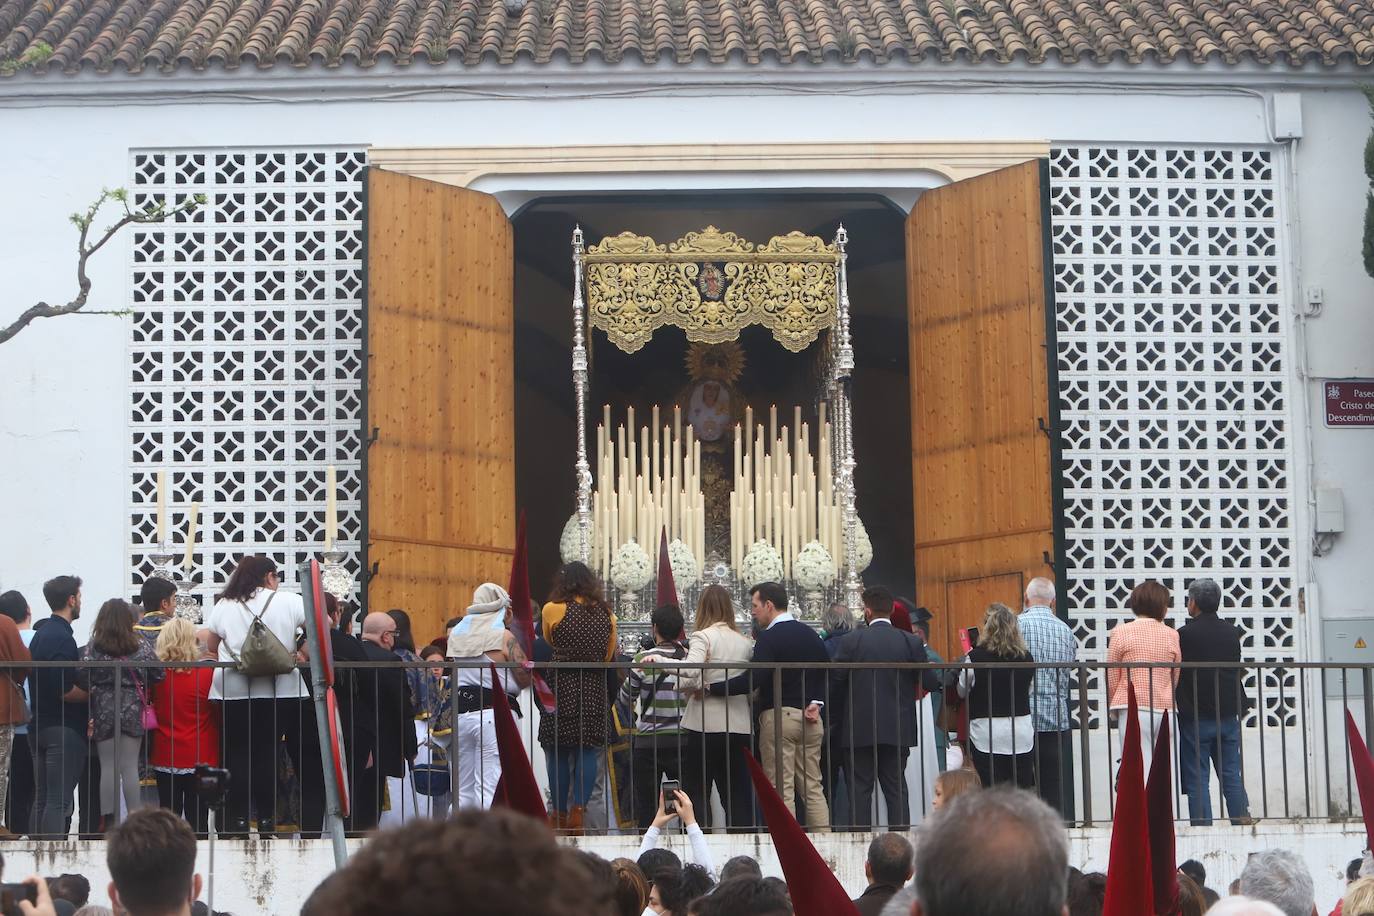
[{"left": 224, "top": 591, "right": 279, "bottom": 667}]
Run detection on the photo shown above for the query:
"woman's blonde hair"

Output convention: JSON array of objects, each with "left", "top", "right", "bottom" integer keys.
[
  {"left": 693, "top": 585, "right": 738, "bottom": 632},
  {"left": 1345, "top": 877, "right": 1374, "bottom": 916},
  {"left": 156, "top": 617, "right": 200, "bottom": 663},
  {"left": 979, "top": 602, "right": 1028, "bottom": 657},
  {"left": 935, "top": 766, "right": 982, "bottom": 803}
]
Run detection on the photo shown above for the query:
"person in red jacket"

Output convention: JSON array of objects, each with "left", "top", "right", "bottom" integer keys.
[{"left": 151, "top": 618, "right": 219, "bottom": 833}]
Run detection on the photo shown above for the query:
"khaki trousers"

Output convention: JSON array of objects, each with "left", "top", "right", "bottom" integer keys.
[{"left": 758, "top": 707, "right": 830, "bottom": 830}]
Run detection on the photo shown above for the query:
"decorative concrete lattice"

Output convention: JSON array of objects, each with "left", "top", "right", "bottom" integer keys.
[
  {"left": 1049, "top": 146, "right": 1296, "bottom": 729},
  {"left": 127, "top": 148, "right": 366, "bottom": 606}
]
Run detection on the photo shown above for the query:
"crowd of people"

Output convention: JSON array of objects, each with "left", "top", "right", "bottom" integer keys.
[
  {"left": 0, "top": 785, "right": 1358, "bottom": 916},
  {"left": 0, "top": 556, "right": 1260, "bottom": 840}
]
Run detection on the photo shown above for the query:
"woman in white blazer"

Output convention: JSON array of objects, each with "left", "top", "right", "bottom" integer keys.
[{"left": 676, "top": 584, "right": 754, "bottom": 829}]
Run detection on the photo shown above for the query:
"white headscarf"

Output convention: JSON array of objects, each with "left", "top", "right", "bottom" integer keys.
[{"left": 446, "top": 583, "right": 511, "bottom": 659}]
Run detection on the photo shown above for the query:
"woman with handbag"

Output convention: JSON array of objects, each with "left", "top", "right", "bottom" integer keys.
[
  {"left": 83, "top": 598, "right": 162, "bottom": 827},
  {"left": 205, "top": 555, "right": 308, "bottom": 837}
]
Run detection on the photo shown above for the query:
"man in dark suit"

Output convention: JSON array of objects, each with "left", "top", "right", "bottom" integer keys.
[
  {"left": 852, "top": 832, "right": 914, "bottom": 916},
  {"left": 830, "top": 585, "right": 934, "bottom": 829},
  {"left": 355, "top": 612, "right": 417, "bottom": 830}
]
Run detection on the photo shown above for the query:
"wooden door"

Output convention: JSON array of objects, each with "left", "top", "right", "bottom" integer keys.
[
  {"left": 366, "top": 168, "right": 515, "bottom": 642},
  {"left": 907, "top": 160, "right": 1063, "bottom": 659}
]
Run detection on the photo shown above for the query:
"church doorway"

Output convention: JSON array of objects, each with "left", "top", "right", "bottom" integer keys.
[
  {"left": 363, "top": 162, "right": 1059, "bottom": 653},
  {"left": 510, "top": 193, "right": 913, "bottom": 604}
]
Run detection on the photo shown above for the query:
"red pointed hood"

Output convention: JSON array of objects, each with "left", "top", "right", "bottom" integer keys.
[
  {"left": 1103, "top": 684, "right": 1155, "bottom": 916},
  {"left": 655, "top": 527, "right": 677, "bottom": 610},
  {"left": 1346, "top": 710, "right": 1374, "bottom": 853},
  {"left": 743, "top": 749, "right": 859, "bottom": 916},
  {"left": 1146, "top": 710, "right": 1178, "bottom": 915},
  {"left": 489, "top": 663, "right": 547, "bottom": 823}
]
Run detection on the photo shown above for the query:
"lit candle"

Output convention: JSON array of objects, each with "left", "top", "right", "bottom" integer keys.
[
  {"left": 156, "top": 469, "right": 168, "bottom": 544},
  {"left": 182, "top": 502, "right": 199, "bottom": 569},
  {"left": 325, "top": 465, "right": 338, "bottom": 550}
]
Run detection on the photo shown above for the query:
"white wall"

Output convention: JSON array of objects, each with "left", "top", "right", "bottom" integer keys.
[
  {"left": 0, "top": 75, "right": 1367, "bottom": 656},
  {"left": 0, "top": 819, "right": 1362, "bottom": 915}
]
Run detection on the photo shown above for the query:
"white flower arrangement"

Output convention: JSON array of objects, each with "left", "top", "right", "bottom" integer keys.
[
  {"left": 855, "top": 517, "right": 873, "bottom": 573},
  {"left": 793, "top": 541, "right": 836, "bottom": 590},
  {"left": 740, "top": 540, "right": 784, "bottom": 588},
  {"left": 559, "top": 513, "right": 594, "bottom": 564},
  {"left": 667, "top": 538, "right": 700, "bottom": 588},
  {"left": 836, "top": 517, "right": 874, "bottom": 574},
  {"left": 610, "top": 540, "right": 653, "bottom": 591}
]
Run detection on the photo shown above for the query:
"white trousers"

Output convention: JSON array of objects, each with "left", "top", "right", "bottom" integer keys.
[
  {"left": 456, "top": 709, "right": 502, "bottom": 810},
  {"left": 1112, "top": 708, "right": 1174, "bottom": 778}
]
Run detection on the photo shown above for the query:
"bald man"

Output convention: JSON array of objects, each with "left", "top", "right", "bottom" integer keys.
[
  {"left": 354, "top": 612, "right": 417, "bottom": 830},
  {"left": 1017, "top": 577, "right": 1077, "bottom": 822}
]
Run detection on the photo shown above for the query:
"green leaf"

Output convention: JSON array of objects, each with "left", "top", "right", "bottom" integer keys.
[{"left": 1364, "top": 192, "right": 1374, "bottom": 281}]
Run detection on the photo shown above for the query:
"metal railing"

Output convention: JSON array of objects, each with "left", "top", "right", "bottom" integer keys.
[{"left": 5, "top": 657, "right": 1373, "bottom": 836}]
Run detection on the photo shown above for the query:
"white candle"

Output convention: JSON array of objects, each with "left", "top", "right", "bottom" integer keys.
[
  {"left": 769, "top": 404, "right": 777, "bottom": 446},
  {"left": 156, "top": 469, "right": 168, "bottom": 544},
  {"left": 325, "top": 464, "right": 338, "bottom": 550},
  {"left": 182, "top": 502, "right": 199, "bottom": 569}
]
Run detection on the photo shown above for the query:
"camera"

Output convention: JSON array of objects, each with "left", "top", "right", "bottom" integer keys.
[
  {"left": 0, "top": 883, "right": 36, "bottom": 916},
  {"left": 194, "top": 764, "right": 231, "bottom": 808}
]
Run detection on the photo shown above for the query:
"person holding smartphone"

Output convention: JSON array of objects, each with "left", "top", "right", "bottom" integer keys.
[{"left": 636, "top": 788, "right": 715, "bottom": 879}]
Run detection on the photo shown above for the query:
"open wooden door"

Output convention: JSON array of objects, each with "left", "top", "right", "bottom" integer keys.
[
  {"left": 907, "top": 160, "right": 1063, "bottom": 662},
  {"left": 365, "top": 169, "right": 515, "bottom": 641}
]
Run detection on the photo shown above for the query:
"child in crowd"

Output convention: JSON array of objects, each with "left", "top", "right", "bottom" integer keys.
[{"left": 931, "top": 767, "right": 982, "bottom": 810}]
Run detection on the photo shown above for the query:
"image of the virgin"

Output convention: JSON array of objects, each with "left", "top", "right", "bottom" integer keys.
[{"left": 687, "top": 381, "right": 730, "bottom": 442}]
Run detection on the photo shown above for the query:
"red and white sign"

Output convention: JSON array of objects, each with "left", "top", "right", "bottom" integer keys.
[{"left": 1325, "top": 380, "right": 1374, "bottom": 428}]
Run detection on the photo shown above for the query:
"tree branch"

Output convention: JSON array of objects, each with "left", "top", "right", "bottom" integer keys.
[{"left": 2, "top": 189, "right": 203, "bottom": 347}]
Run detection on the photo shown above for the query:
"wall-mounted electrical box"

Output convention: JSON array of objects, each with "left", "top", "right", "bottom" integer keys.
[
  {"left": 1324, "top": 617, "right": 1374, "bottom": 697},
  {"left": 1317, "top": 487, "right": 1345, "bottom": 535}
]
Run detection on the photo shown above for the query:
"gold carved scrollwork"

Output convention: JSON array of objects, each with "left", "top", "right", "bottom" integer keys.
[{"left": 584, "top": 226, "right": 838, "bottom": 354}]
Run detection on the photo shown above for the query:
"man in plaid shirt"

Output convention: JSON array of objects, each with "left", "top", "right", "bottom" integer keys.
[{"left": 1017, "top": 577, "right": 1077, "bottom": 822}]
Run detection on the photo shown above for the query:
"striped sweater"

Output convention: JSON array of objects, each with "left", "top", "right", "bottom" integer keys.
[{"left": 618, "top": 641, "right": 688, "bottom": 737}]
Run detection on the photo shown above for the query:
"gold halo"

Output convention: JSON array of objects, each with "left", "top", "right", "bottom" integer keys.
[{"left": 684, "top": 342, "right": 744, "bottom": 385}]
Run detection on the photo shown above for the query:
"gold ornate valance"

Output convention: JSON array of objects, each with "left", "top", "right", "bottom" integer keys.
[{"left": 583, "top": 226, "right": 838, "bottom": 354}]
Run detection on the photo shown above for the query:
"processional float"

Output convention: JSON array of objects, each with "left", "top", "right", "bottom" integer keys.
[{"left": 563, "top": 225, "right": 870, "bottom": 622}]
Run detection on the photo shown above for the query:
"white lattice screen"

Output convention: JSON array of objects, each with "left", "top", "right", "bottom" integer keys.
[
  {"left": 127, "top": 147, "right": 367, "bottom": 606},
  {"left": 1048, "top": 146, "right": 1297, "bottom": 729}
]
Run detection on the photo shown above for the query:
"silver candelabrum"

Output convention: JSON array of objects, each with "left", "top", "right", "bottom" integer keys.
[
  {"left": 320, "top": 549, "right": 353, "bottom": 602},
  {"left": 147, "top": 541, "right": 203, "bottom": 623}
]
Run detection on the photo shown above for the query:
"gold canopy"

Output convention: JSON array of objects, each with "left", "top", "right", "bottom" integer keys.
[{"left": 583, "top": 226, "right": 839, "bottom": 354}]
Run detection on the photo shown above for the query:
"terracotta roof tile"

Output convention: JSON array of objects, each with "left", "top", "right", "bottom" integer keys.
[{"left": 3, "top": 0, "right": 1372, "bottom": 76}]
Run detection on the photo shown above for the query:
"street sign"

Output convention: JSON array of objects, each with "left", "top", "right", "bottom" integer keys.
[{"left": 1324, "top": 380, "right": 1374, "bottom": 428}]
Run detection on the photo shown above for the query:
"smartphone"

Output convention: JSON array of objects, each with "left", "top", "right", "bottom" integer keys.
[
  {"left": 0, "top": 883, "right": 36, "bottom": 916},
  {"left": 661, "top": 779, "right": 681, "bottom": 813},
  {"left": 966, "top": 626, "right": 980, "bottom": 647}
]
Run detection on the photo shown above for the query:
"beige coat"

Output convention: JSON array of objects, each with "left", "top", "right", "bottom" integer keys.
[{"left": 677, "top": 621, "right": 753, "bottom": 735}]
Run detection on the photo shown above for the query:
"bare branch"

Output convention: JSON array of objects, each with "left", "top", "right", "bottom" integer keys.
[{"left": 2, "top": 189, "right": 204, "bottom": 347}]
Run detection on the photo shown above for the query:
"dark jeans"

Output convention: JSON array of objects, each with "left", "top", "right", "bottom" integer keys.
[
  {"left": 34, "top": 725, "right": 87, "bottom": 837},
  {"left": 682, "top": 731, "right": 753, "bottom": 830},
  {"left": 217, "top": 698, "right": 304, "bottom": 835},
  {"left": 850, "top": 745, "right": 909, "bottom": 828},
  {"left": 1178, "top": 714, "right": 1250, "bottom": 825},
  {"left": 1034, "top": 730, "right": 1076, "bottom": 822},
  {"left": 9, "top": 732, "right": 34, "bottom": 835},
  {"left": 631, "top": 736, "right": 684, "bottom": 828},
  {"left": 971, "top": 746, "right": 1036, "bottom": 791},
  {"left": 156, "top": 772, "right": 209, "bottom": 834}
]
